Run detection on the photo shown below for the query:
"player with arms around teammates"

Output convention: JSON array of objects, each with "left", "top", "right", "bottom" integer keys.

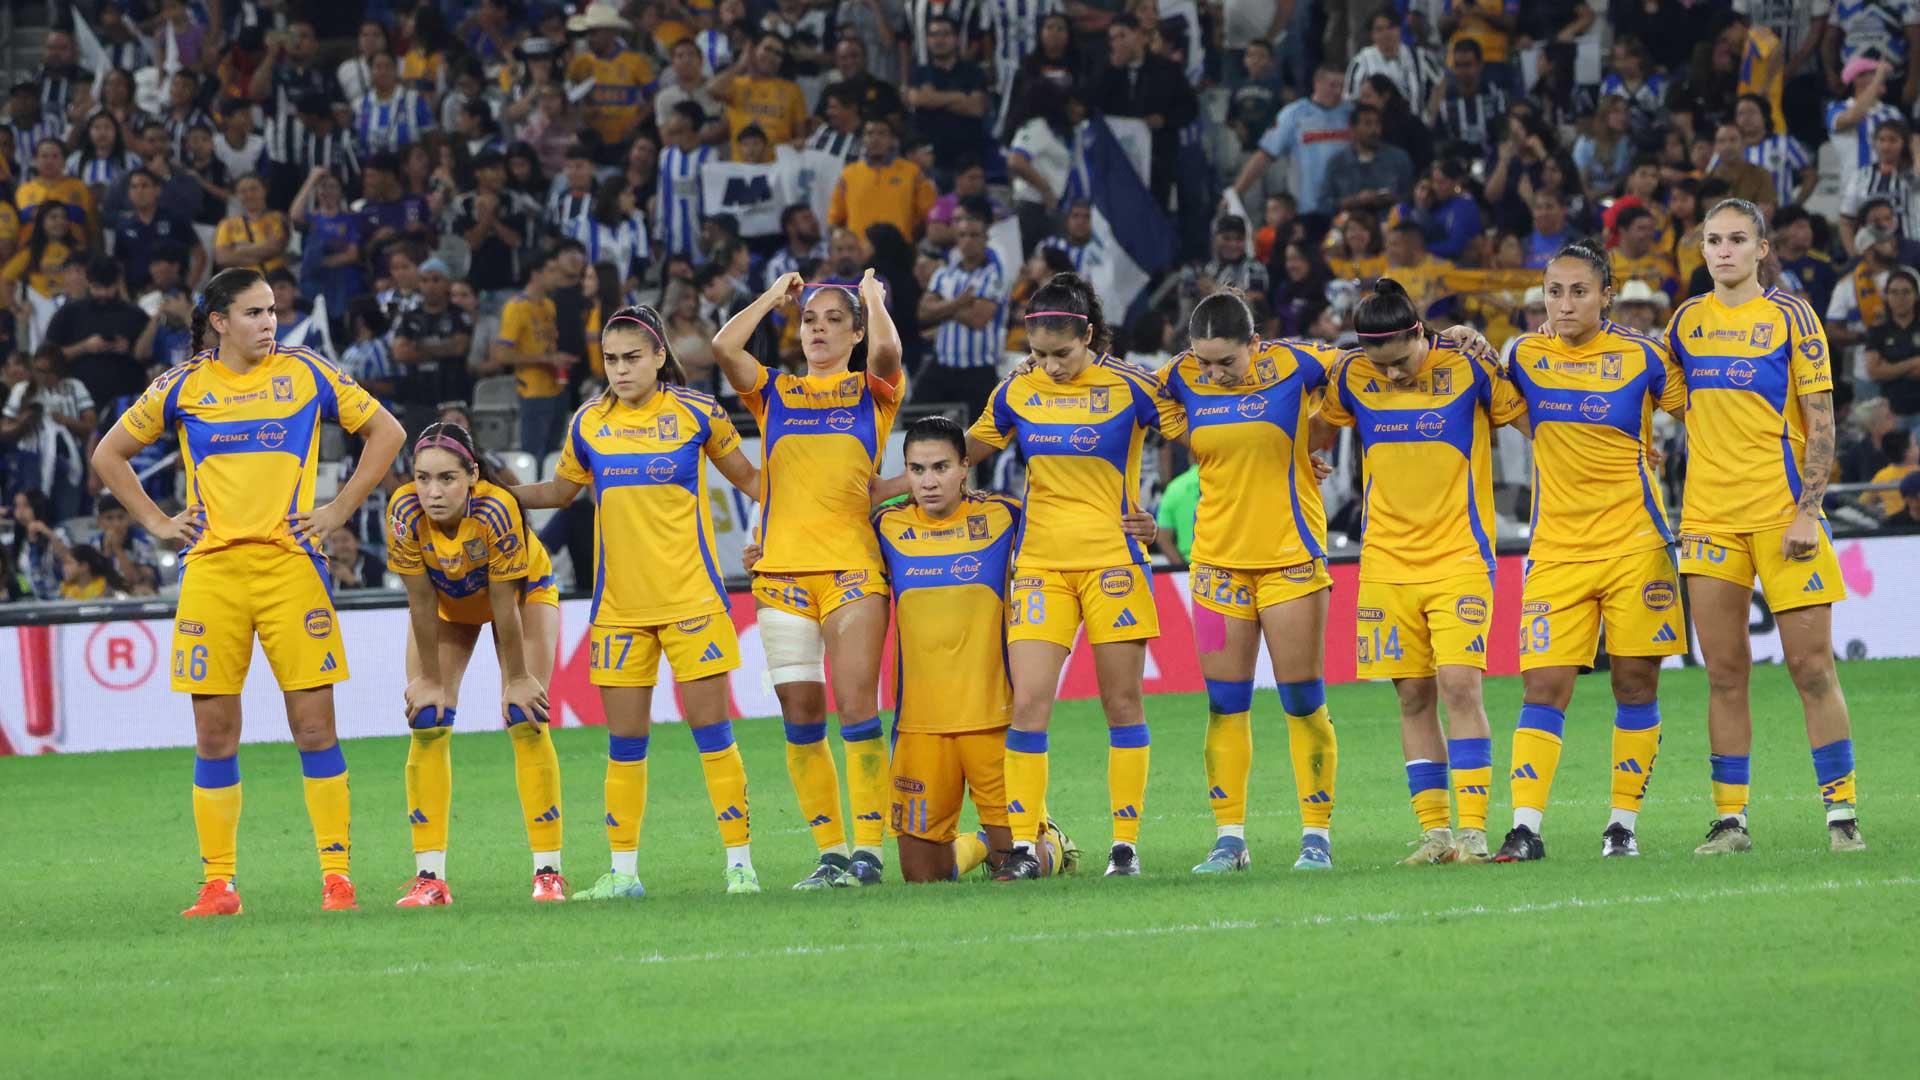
[
  {"left": 1667, "top": 198, "right": 1865, "bottom": 855},
  {"left": 386, "top": 421, "right": 568, "bottom": 906},
  {"left": 713, "top": 270, "right": 904, "bottom": 889},
  {"left": 1150, "top": 293, "right": 1345, "bottom": 874},
  {"left": 1318, "top": 279, "right": 1528, "bottom": 866},
  {"left": 515, "top": 304, "right": 765, "bottom": 898},
  {"left": 1492, "top": 241, "right": 1690, "bottom": 863},
  {"left": 92, "top": 267, "right": 405, "bottom": 917}
]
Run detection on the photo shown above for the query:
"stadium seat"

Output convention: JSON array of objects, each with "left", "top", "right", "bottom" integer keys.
[
  {"left": 497, "top": 451, "right": 537, "bottom": 485},
  {"left": 471, "top": 376, "right": 521, "bottom": 453}
]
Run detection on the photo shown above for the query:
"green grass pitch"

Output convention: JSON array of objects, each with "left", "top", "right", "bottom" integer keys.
[{"left": 3, "top": 660, "right": 1915, "bottom": 1077}]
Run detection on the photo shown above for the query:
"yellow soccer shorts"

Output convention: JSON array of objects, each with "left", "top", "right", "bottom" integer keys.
[
  {"left": 753, "top": 569, "right": 886, "bottom": 622},
  {"left": 1190, "top": 560, "right": 1333, "bottom": 620},
  {"left": 890, "top": 728, "right": 1009, "bottom": 844},
  {"left": 1354, "top": 572, "right": 1494, "bottom": 679},
  {"left": 588, "top": 614, "right": 741, "bottom": 687},
  {"left": 1678, "top": 524, "right": 1847, "bottom": 612},
  {"left": 435, "top": 579, "right": 562, "bottom": 625},
  {"left": 171, "top": 545, "right": 347, "bottom": 694},
  {"left": 1007, "top": 565, "right": 1158, "bottom": 647},
  {"left": 1519, "top": 547, "right": 1686, "bottom": 670}
]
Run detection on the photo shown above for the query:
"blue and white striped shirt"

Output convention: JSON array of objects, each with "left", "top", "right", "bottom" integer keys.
[
  {"left": 657, "top": 143, "right": 717, "bottom": 258},
  {"left": 928, "top": 258, "right": 1009, "bottom": 370},
  {"left": 1832, "top": 0, "right": 1920, "bottom": 70},
  {"left": 765, "top": 240, "right": 829, "bottom": 284},
  {"left": 1037, "top": 233, "right": 1107, "bottom": 275},
  {"left": 352, "top": 88, "right": 435, "bottom": 156},
  {"left": 978, "top": 0, "right": 1060, "bottom": 89},
  {"left": 67, "top": 150, "right": 142, "bottom": 188},
  {"left": 547, "top": 183, "right": 596, "bottom": 238},
  {"left": 567, "top": 212, "right": 652, "bottom": 279},
  {"left": 344, "top": 335, "right": 400, "bottom": 388},
  {"left": 8, "top": 114, "right": 68, "bottom": 178},
  {"left": 1743, "top": 134, "right": 1813, "bottom": 205},
  {"left": 1826, "top": 97, "right": 1905, "bottom": 190},
  {"left": 163, "top": 108, "right": 213, "bottom": 162},
  {"left": 695, "top": 28, "right": 732, "bottom": 76},
  {"left": 1598, "top": 71, "right": 1669, "bottom": 137}
]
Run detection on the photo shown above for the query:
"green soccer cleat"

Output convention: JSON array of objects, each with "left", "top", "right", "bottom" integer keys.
[
  {"left": 571, "top": 871, "right": 646, "bottom": 900},
  {"left": 1292, "top": 834, "right": 1333, "bottom": 870},
  {"left": 1191, "top": 836, "right": 1250, "bottom": 874},
  {"left": 792, "top": 853, "right": 857, "bottom": 890},
  {"left": 724, "top": 864, "right": 761, "bottom": 894}
]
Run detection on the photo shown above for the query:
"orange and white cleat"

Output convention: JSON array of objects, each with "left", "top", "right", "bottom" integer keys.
[
  {"left": 395, "top": 874, "right": 452, "bottom": 907},
  {"left": 531, "top": 870, "right": 568, "bottom": 902},
  {"left": 321, "top": 873, "right": 359, "bottom": 911},
  {"left": 181, "top": 879, "right": 243, "bottom": 918}
]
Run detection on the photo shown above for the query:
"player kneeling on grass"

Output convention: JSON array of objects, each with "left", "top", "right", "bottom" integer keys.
[
  {"left": 1492, "top": 241, "right": 1690, "bottom": 863},
  {"left": 388, "top": 422, "right": 567, "bottom": 905},
  {"left": 1317, "top": 279, "right": 1529, "bottom": 865},
  {"left": 515, "top": 305, "right": 766, "bottom": 899}
]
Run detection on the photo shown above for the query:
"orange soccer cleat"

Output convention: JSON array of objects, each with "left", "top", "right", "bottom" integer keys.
[
  {"left": 531, "top": 870, "right": 568, "bottom": 902},
  {"left": 321, "top": 873, "right": 360, "bottom": 911},
  {"left": 181, "top": 879, "right": 243, "bottom": 918},
  {"left": 395, "top": 874, "right": 452, "bottom": 907}
]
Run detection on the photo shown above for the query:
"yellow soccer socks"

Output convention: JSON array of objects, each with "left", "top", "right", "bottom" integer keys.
[
  {"left": 841, "top": 717, "right": 887, "bottom": 858},
  {"left": 1280, "top": 680, "right": 1337, "bottom": 840},
  {"left": 784, "top": 721, "right": 847, "bottom": 856},
  {"left": 1609, "top": 702, "right": 1661, "bottom": 831},
  {"left": 1509, "top": 703, "right": 1565, "bottom": 833},
  {"left": 1813, "top": 739, "right": 1858, "bottom": 823},
  {"left": 1406, "top": 760, "right": 1451, "bottom": 832},
  {"left": 605, "top": 734, "right": 649, "bottom": 876},
  {"left": 953, "top": 831, "right": 991, "bottom": 877},
  {"left": 1202, "top": 679, "right": 1252, "bottom": 841},
  {"left": 1108, "top": 723, "right": 1150, "bottom": 847},
  {"left": 692, "top": 720, "right": 753, "bottom": 869},
  {"left": 191, "top": 754, "right": 242, "bottom": 882},
  {"left": 509, "top": 715, "right": 563, "bottom": 873},
  {"left": 1709, "top": 753, "right": 1750, "bottom": 824},
  {"left": 405, "top": 721, "right": 454, "bottom": 877},
  {"left": 1004, "top": 728, "right": 1048, "bottom": 850},
  {"left": 1449, "top": 737, "right": 1493, "bottom": 832},
  {"left": 299, "top": 743, "right": 351, "bottom": 879}
]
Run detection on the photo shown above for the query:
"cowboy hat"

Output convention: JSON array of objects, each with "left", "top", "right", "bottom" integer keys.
[
  {"left": 1615, "top": 279, "right": 1670, "bottom": 310},
  {"left": 567, "top": 2, "right": 631, "bottom": 33}
]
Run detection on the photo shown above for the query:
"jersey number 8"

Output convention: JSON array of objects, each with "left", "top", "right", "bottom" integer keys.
[{"left": 1008, "top": 592, "right": 1046, "bottom": 626}]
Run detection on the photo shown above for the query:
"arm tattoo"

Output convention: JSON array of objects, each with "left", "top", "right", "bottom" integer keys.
[{"left": 1797, "top": 390, "right": 1835, "bottom": 515}]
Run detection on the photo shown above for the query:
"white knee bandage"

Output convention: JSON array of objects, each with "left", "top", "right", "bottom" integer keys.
[{"left": 759, "top": 605, "right": 826, "bottom": 685}]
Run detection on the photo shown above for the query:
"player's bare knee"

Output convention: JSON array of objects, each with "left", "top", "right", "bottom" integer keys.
[
  {"left": 1393, "top": 677, "right": 1437, "bottom": 717},
  {"left": 1435, "top": 668, "right": 1484, "bottom": 717},
  {"left": 1521, "top": 670, "right": 1576, "bottom": 712},
  {"left": 1785, "top": 649, "right": 1837, "bottom": 699},
  {"left": 1609, "top": 660, "right": 1660, "bottom": 706},
  {"left": 1703, "top": 657, "right": 1750, "bottom": 698}
]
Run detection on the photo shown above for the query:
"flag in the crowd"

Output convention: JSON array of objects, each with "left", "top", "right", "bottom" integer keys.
[
  {"left": 286, "top": 294, "right": 335, "bottom": 356},
  {"left": 72, "top": 13, "right": 111, "bottom": 96},
  {"left": 701, "top": 160, "right": 793, "bottom": 238},
  {"left": 1070, "top": 114, "right": 1177, "bottom": 318}
]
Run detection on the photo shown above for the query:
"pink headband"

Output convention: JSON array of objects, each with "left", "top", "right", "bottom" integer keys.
[
  {"left": 414, "top": 433, "right": 475, "bottom": 464},
  {"left": 1025, "top": 310, "right": 1088, "bottom": 320},
  {"left": 602, "top": 314, "right": 664, "bottom": 348},
  {"left": 1354, "top": 325, "right": 1420, "bottom": 338}
]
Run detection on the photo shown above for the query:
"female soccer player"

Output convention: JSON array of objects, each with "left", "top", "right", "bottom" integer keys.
[
  {"left": 92, "top": 267, "right": 405, "bottom": 916},
  {"left": 1665, "top": 199, "right": 1864, "bottom": 854},
  {"left": 712, "top": 269, "right": 903, "bottom": 889},
  {"left": 962, "top": 272, "right": 1165, "bottom": 880},
  {"left": 387, "top": 422, "right": 566, "bottom": 906},
  {"left": 1154, "top": 293, "right": 1345, "bottom": 874},
  {"left": 1318, "top": 279, "right": 1529, "bottom": 866},
  {"left": 515, "top": 304, "right": 765, "bottom": 897},
  {"left": 1491, "top": 241, "right": 1691, "bottom": 863}
]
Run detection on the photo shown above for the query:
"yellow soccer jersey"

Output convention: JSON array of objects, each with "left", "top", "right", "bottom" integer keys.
[
  {"left": 566, "top": 49, "right": 656, "bottom": 143},
  {"left": 970, "top": 356, "right": 1162, "bottom": 572},
  {"left": 498, "top": 293, "right": 562, "bottom": 399},
  {"left": 117, "top": 345, "right": 380, "bottom": 563},
  {"left": 1508, "top": 322, "right": 1689, "bottom": 563},
  {"left": 385, "top": 479, "right": 554, "bottom": 625},
  {"left": 1666, "top": 287, "right": 1832, "bottom": 532},
  {"left": 722, "top": 75, "right": 809, "bottom": 150},
  {"left": 1611, "top": 248, "right": 1678, "bottom": 300},
  {"left": 213, "top": 212, "right": 291, "bottom": 275},
  {"left": 1153, "top": 338, "right": 1338, "bottom": 569},
  {"left": 875, "top": 492, "right": 1020, "bottom": 734},
  {"left": 557, "top": 384, "right": 743, "bottom": 626},
  {"left": 741, "top": 367, "right": 906, "bottom": 575},
  {"left": 1320, "top": 335, "right": 1526, "bottom": 584},
  {"left": 15, "top": 175, "right": 96, "bottom": 236}
]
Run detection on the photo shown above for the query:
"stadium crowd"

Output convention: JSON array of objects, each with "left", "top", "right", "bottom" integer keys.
[{"left": 5, "top": 0, "right": 1920, "bottom": 604}]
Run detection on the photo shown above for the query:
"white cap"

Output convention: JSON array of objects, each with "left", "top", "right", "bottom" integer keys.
[
  {"left": 1615, "top": 279, "right": 1670, "bottom": 310},
  {"left": 1522, "top": 285, "right": 1546, "bottom": 308}
]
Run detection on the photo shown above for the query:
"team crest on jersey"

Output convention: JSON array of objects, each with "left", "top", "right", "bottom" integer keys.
[
  {"left": 463, "top": 538, "right": 488, "bottom": 562},
  {"left": 272, "top": 375, "right": 294, "bottom": 402},
  {"left": 1356, "top": 606, "right": 1384, "bottom": 622},
  {"left": 1432, "top": 368, "right": 1452, "bottom": 396},
  {"left": 967, "top": 514, "right": 989, "bottom": 539},
  {"left": 1099, "top": 569, "right": 1134, "bottom": 597},
  {"left": 1455, "top": 596, "right": 1489, "bottom": 624},
  {"left": 1521, "top": 601, "right": 1550, "bottom": 616},
  {"left": 1281, "top": 563, "right": 1316, "bottom": 583},
  {"left": 1090, "top": 386, "right": 1110, "bottom": 414},
  {"left": 177, "top": 619, "right": 206, "bottom": 636},
  {"left": 838, "top": 375, "right": 861, "bottom": 397},
  {"left": 658, "top": 414, "right": 678, "bottom": 440},
  {"left": 1751, "top": 324, "right": 1774, "bottom": 349},
  {"left": 1642, "top": 581, "right": 1677, "bottom": 611},
  {"left": 304, "top": 608, "right": 333, "bottom": 639},
  {"left": 676, "top": 616, "right": 713, "bottom": 633},
  {"left": 1256, "top": 357, "right": 1278, "bottom": 382},
  {"left": 1601, "top": 354, "right": 1624, "bottom": 380},
  {"left": 834, "top": 570, "right": 869, "bottom": 588},
  {"left": 951, "top": 555, "right": 982, "bottom": 582}
]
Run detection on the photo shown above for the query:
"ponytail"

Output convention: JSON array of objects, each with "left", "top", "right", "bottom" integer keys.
[
  {"left": 600, "top": 304, "right": 688, "bottom": 410},
  {"left": 190, "top": 267, "right": 269, "bottom": 357},
  {"left": 1352, "top": 278, "right": 1422, "bottom": 342},
  {"left": 1025, "top": 271, "right": 1111, "bottom": 354},
  {"left": 1190, "top": 289, "right": 1256, "bottom": 342}
]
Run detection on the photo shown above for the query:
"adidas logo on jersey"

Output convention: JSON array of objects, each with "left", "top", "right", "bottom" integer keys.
[
  {"left": 1653, "top": 624, "right": 1678, "bottom": 643},
  {"left": 1804, "top": 573, "right": 1824, "bottom": 592},
  {"left": 1008, "top": 800, "right": 1027, "bottom": 813},
  {"left": 319, "top": 652, "right": 338, "bottom": 672},
  {"left": 1533, "top": 357, "right": 1550, "bottom": 370},
  {"left": 198, "top": 392, "right": 219, "bottom": 406},
  {"left": 698, "top": 642, "right": 724, "bottom": 662},
  {"left": 1112, "top": 610, "right": 1138, "bottom": 628},
  {"left": 1689, "top": 325, "right": 1704, "bottom": 339},
  {"left": 534, "top": 805, "right": 561, "bottom": 823},
  {"left": 898, "top": 527, "right": 916, "bottom": 540},
  {"left": 1464, "top": 635, "right": 1486, "bottom": 654},
  {"left": 1025, "top": 393, "right": 1043, "bottom": 406},
  {"left": 596, "top": 424, "right": 612, "bottom": 437},
  {"left": 1363, "top": 379, "right": 1380, "bottom": 392},
  {"left": 1615, "top": 759, "right": 1645, "bottom": 775}
]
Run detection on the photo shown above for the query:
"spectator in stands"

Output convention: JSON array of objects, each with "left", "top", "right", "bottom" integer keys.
[
  {"left": 711, "top": 32, "right": 811, "bottom": 154},
  {"left": 342, "top": 296, "right": 400, "bottom": 405},
  {"left": 109, "top": 169, "right": 203, "bottom": 295},
  {"left": 494, "top": 248, "right": 573, "bottom": 455},
  {"left": 6, "top": 81, "right": 64, "bottom": 180},
  {"left": 654, "top": 39, "right": 721, "bottom": 135},
  {"left": 67, "top": 114, "right": 140, "bottom": 194},
  {"left": 1325, "top": 103, "right": 1415, "bottom": 214},
  {"left": 178, "top": 125, "right": 237, "bottom": 228},
  {"left": 253, "top": 21, "right": 334, "bottom": 137},
  {"left": 291, "top": 166, "right": 365, "bottom": 320},
  {"left": 212, "top": 173, "right": 291, "bottom": 275},
  {"left": 1767, "top": 205, "right": 1838, "bottom": 316},
  {"left": 454, "top": 150, "right": 536, "bottom": 313},
  {"left": 1227, "top": 38, "right": 1285, "bottom": 151},
  {"left": 1829, "top": 199, "right": 1907, "bottom": 368},
  {"left": 809, "top": 83, "right": 868, "bottom": 161},
  {"left": 43, "top": 257, "right": 146, "bottom": 409},
  {"left": 1736, "top": 93, "right": 1817, "bottom": 208},
  {"left": 57, "top": 544, "right": 127, "bottom": 601},
  {"left": 1613, "top": 279, "right": 1671, "bottom": 335},
  {"left": 352, "top": 52, "right": 437, "bottom": 157},
  {"left": 1433, "top": 38, "right": 1507, "bottom": 158},
  {"left": 214, "top": 96, "right": 272, "bottom": 182},
  {"left": 1828, "top": 58, "right": 1905, "bottom": 198},
  {"left": 906, "top": 16, "right": 991, "bottom": 177},
  {"left": 1357, "top": 73, "right": 1435, "bottom": 174},
  {"left": 1887, "top": 471, "right": 1920, "bottom": 528},
  {"left": 1840, "top": 118, "right": 1919, "bottom": 252},
  {"left": 917, "top": 213, "right": 1009, "bottom": 422},
  {"left": 325, "top": 526, "right": 386, "bottom": 591},
  {"left": 78, "top": 494, "right": 161, "bottom": 594},
  {"left": 16, "top": 138, "right": 95, "bottom": 238},
  {"left": 766, "top": 204, "right": 829, "bottom": 284},
  {"left": 1234, "top": 64, "right": 1352, "bottom": 226},
  {"left": 1706, "top": 121, "right": 1778, "bottom": 208},
  {"left": 1398, "top": 158, "right": 1481, "bottom": 262},
  {"left": 1271, "top": 241, "right": 1334, "bottom": 337},
  {"left": 1345, "top": 6, "right": 1443, "bottom": 107},
  {"left": 1612, "top": 205, "right": 1681, "bottom": 302},
  {"left": 1, "top": 346, "right": 93, "bottom": 525},
  {"left": 1866, "top": 263, "right": 1920, "bottom": 431},
  {"left": 338, "top": 20, "right": 390, "bottom": 104},
  {"left": 829, "top": 115, "right": 937, "bottom": 241},
  {"left": 1098, "top": 13, "right": 1198, "bottom": 207},
  {"left": 392, "top": 257, "right": 475, "bottom": 417},
  {"left": 1868, "top": 428, "right": 1920, "bottom": 517},
  {"left": 1573, "top": 96, "right": 1635, "bottom": 197},
  {"left": 825, "top": 36, "right": 906, "bottom": 127},
  {"left": 1600, "top": 35, "right": 1668, "bottom": 139},
  {"left": 358, "top": 152, "right": 436, "bottom": 251},
  {"left": 131, "top": 251, "right": 195, "bottom": 371},
  {"left": 1198, "top": 214, "right": 1269, "bottom": 299}
]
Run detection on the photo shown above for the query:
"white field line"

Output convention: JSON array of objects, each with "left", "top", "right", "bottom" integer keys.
[{"left": 20, "top": 874, "right": 1908, "bottom": 996}]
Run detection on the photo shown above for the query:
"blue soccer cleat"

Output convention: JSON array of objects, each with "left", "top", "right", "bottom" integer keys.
[
  {"left": 1292, "top": 834, "right": 1333, "bottom": 871},
  {"left": 1192, "top": 835, "right": 1250, "bottom": 874}
]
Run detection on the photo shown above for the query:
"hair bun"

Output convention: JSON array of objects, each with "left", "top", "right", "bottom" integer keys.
[{"left": 1372, "top": 277, "right": 1408, "bottom": 299}]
